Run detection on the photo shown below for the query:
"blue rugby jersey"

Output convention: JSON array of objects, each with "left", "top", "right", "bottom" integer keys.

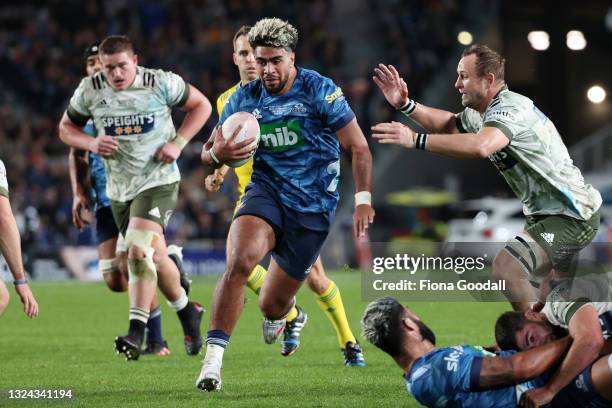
[
  {"left": 83, "top": 121, "right": 110, "bottom": 210},
  {"left": 219, "top": 67, "right": 355, "bottom": 213},
  {"left": 406, "top": 345, "right": 545, "bottom": 408}
]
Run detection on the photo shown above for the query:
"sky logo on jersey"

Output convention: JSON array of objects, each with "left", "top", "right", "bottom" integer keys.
[
  {"left": 259, "top": 120, "right": 305, "bottom": 152},
  {"left": 101, "top": 114, "right": 155, "bottom": 136},
  {"left": 444, "top": 346, "right": 463, "bottom": 372}
]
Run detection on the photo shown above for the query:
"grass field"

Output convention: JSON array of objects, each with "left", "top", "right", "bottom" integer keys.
[{"left": 0, "top": 272, "right": 508, "bottom": 407}]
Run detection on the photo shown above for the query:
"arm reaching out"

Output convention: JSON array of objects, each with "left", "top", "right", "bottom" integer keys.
[
  {"left": 477, "top": 336, "right": 572, "bottom": 389},
  {"left": 373, "top": 64, "right": 459, "bottom": 134}
]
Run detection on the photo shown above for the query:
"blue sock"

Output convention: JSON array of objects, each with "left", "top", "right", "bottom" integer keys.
[
  {"left": 145, "top": 307, "right": 165, "bottom": 346},
  {"left": 206, "top": 329, "right": 230, "bottom": 348}
]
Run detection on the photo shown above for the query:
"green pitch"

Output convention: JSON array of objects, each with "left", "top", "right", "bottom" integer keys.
[{"left": 0, "top": 272, "right": 508, "bottom": 407}]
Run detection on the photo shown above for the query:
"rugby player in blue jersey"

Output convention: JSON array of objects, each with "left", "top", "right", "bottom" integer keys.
[
  {"left": 196, "top": 18, "right": 375, "bottom": 391},
  {"left": 362, "top": 297, "right": 612, "bottom": 408},
  {"left": 66, "top": 43, "right": 190, "bottom": 356}
]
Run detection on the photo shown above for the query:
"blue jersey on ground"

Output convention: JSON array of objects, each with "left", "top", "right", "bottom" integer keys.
[
  {"left": 83, "top": 121, "right": 110, "bottom": 210},
  {"left": 219, "top": 68, "right": 355, "bottom": 213},
  {"left": 406, "top": 345, "right": 544, "bottom": 408}
]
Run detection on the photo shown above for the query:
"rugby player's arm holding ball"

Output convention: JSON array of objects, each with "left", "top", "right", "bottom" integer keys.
[{"left": 200, "top": 125, "right": 255, "bottom": 176}]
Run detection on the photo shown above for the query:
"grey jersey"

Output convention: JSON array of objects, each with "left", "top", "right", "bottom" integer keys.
[
  {"left": 68, "top": 67, "right": 189, "bottom": 202},
  {"left": 457, "top": 86, "right": 601, "bottom": 220},
  {"left": 542, "top": 273, "right": 612, "bottom": 339},
  {"left": 0, "top": 160, "right": 8, "bottom": 197}
]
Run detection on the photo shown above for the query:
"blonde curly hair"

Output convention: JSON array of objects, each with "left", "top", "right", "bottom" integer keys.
[{"left": 248, "top": 18, "right": 298, "bottom": 51}]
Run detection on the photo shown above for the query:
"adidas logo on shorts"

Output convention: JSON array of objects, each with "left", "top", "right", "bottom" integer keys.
[
  {"left": 540, "top": 232, "right": 555, "bottom": 245},
  {"left": 149, "top": 207, "right": 161, "bottom": 218}
]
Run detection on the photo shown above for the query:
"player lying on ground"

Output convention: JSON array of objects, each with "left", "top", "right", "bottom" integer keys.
[
  {"left": 495, "top": 271, "right": 612, "bottom": 406},
  {"left": 362, "top": 296, "right": 612, "bottom": 408},
  {"left": 372, "top": 44, "right": 601, "bottom": 312},
  {"left": 59, "top": 35, "right": 212, "bottom": 360},
  {"left": 197, "top": 18, "right": 374, "bottom": 391},
  {"left": 205, "top": 25, "right": 365, "bottom": 365},
  {"left": 0, "top": 159, "right": 38, "bottom": 318}
]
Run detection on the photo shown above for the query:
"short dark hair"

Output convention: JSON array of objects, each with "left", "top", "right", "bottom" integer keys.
[
  {"left": 99, "top": 35, "right": 135, "bottom": 55},
  {"left": 462, "top": 44, "right": 505, "bottom": 82},
  {"left": 494, "top": 311, "right": 525, "bottom": 350},
  {"left": 362, "top": 297, "right": 408, "bottom": 357},
  {"left": 233, "top": 25, "right": 251, "bottom": 50}
]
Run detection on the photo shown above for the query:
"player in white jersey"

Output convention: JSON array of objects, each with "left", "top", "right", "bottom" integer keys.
[
  {"left": 59, "top": 35, "right": 212, "bottom": 360},
  {"left": 495, "top": 272, "right": 612, "bottom": 406},
  {"left": 372, "top": 44, "right": 602, "bottom": 312},
  {"left": 0, "top": 159, "right": 38, "bottom": 318},
  {"left": 67, "top": 42, "right": 186, "bottom": 356}
]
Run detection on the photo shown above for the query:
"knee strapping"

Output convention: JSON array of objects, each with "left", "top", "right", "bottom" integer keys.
[
  {"left": 125, "top": 229, "right": 159, "bottom": 282},
  {"left": 116, "top": 233, "right": 127, "bottom": 253},
  {"left": 99, "top": 258, "right": 118, "bottom": 275}
]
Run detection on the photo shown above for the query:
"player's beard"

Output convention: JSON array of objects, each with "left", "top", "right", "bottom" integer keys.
[
  {"left": 416, "top": 319, "right": 436, "bottom": 345},
  {"left": 263, "top": 76, "right": 287, "bottom": 95}
]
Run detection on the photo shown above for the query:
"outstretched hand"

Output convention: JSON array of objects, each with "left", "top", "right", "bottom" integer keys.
[
  {"left": 373, "top": 64, "right": 409, "bottom": 109},
  {"left": 371, "top": 121, "right": 416, "bottom": 148}
]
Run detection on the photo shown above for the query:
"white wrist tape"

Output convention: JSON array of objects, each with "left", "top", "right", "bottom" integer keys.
[
  {"left": 399, "top": 99, "right": 417, "bottom": 116},
  {"left": 173, "top": 134, "right": 188, "bottom": 150},
  {"left": 209, "top": 148, "right": 221, "bottom": 164},
  {"left": 355, "top": 191, "right": 372, "bottom": 207}
]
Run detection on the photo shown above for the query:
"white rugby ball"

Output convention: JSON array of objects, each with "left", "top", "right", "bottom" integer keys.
[{"left": 221, "top": 111, "right": 260, "bottom": 168}]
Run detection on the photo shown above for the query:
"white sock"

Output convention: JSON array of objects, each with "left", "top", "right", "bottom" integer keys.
[
  {"left": 167, "top": 288, "right": 188, "bottom": 311},
  {"left": 204, "top": 344, "right": 225, "bottom": 367}
]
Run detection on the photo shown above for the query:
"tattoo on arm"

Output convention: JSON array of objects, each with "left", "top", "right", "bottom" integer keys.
[{"left": 479, "top": 357, "right": 516, "bottom": 389}]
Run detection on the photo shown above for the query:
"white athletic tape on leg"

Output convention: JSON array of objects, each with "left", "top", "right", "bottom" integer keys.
[
  {"left": 99, "top": 258, "right": 117, "bottom": 275},
  {"left": 116, "top": 233, "right": 127, "bottom": 253},
  {"left": 125, "top": 229, "right": 159, "bottom": 282},
  {"left": 167, "top": 287, "right": 188, "bottom": 311}
]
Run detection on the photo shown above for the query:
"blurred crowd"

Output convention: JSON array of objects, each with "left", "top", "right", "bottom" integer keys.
[{"left": 0, "top": 0, "right": 470, "bottom": 262}]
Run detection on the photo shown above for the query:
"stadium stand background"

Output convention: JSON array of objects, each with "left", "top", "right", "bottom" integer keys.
[{"left": 0, "top": 0, "right": 610, "bottom": 276}]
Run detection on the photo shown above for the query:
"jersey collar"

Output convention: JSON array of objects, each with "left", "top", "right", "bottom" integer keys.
[{"left": 481, "top": 84, "right": 509, "bottom": 116}]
